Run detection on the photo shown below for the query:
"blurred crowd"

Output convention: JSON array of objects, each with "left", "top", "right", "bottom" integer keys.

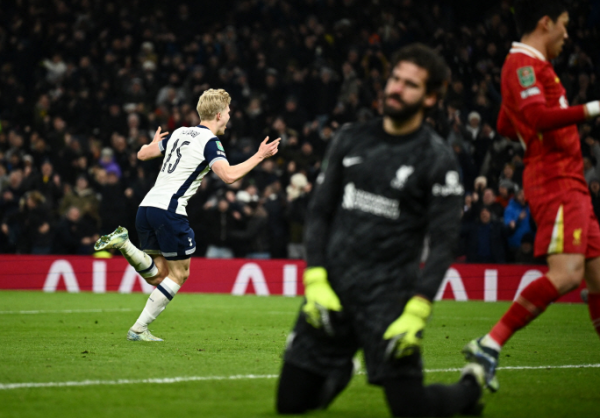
[{"left": 1, "top": 0, "right": 600, "bottom": 262}]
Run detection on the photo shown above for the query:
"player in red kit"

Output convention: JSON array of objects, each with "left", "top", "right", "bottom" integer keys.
[{"left": 463, "top": 0, "right": 600, "bottom": 392}]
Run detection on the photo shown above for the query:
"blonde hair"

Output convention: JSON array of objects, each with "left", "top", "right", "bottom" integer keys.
[{"left": 196, "top": 89, "right": 231, "bottom": 121}]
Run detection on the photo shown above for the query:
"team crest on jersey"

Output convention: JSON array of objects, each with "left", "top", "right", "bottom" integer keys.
[
  {"left": 216, "top": 141, "right": 225, "bottom": 151},
  {"left": 391, "top": 165, "right": 414, "bottom": 190},
  {"left": 517, "top": 66, "right": 535, "bottom": 87},
  {"left": 573, "top": 228, "right": 582, "bottom": 246}
]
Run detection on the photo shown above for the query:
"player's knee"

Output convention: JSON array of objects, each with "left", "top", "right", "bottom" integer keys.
[
  {"left": 177, "top": 271, "right": 190, "bottom": 284},
  {"left": 553, "top": 272, "right": 583, "bottom": 294},
  {"left": 145, "top": 276, "right": 164, "bottom": 286}
]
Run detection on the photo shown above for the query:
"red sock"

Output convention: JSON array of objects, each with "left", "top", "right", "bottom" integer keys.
[
  {"left": 489, "top": 276, "right": 560, "bottom": 346},
  {"left": 588, "top": 292, "right": 600, "bottom": 338}
]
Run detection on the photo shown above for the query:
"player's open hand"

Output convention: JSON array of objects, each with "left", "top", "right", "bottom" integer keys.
[
  {"left": 152, "top": 126, "right": 169, "bottom": 143},
  {"left": 258, "top": 136, "right": 281, "bottom": 159}
]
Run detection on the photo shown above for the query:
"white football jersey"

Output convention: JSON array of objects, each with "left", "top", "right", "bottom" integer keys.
[{"left": 140, "top": 125, "right": 228, "bottom": 216}]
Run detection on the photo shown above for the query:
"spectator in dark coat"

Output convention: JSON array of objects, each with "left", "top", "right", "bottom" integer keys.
[
  {"left": 23, "top": 191, "right": 53, "bottom": 254},
  {"left": 52, "top": 206, "right": 98, "bottom": 255},
  {"left": 229, "top": 196, "right": 271, "bottom": 259},
  {"left": 97, "top": 167, "right": 128, "bottom": 235},
  {"left": 462, "top": 207, "right": 508, "bottom": 263},
  {"left": 285, "top": 173, "right": 312, "bottom": 259},
  {"left": 203, "top": 198, "right": 238, "bottom": 258}
]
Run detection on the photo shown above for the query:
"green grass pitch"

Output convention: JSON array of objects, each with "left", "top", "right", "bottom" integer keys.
[{"left": 1, "top": 291, "right": 599, "bottom": 418}]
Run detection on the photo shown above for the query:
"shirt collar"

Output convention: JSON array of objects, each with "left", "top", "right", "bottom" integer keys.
[{"left": 510, "top": 42, "right": 546, "bottom": 61}]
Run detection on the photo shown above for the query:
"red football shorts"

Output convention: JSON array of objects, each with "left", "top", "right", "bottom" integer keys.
[{"left": 529, "top": 191, "right": 600, "bottom": 259}]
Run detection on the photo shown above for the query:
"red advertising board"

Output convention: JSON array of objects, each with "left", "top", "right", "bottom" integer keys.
[{"left": 0, "top": 255, "right": 584, "bottom": 302}]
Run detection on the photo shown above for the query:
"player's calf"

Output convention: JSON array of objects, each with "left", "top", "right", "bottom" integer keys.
[{"left": 128, "top": 277, "right": 181, "bottom": 337}]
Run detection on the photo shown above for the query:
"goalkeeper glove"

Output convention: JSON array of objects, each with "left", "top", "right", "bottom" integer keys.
[
  {"left": 384, "top": 296, "right": 432, "bottom": 359},
  {"left": 302, "top": 267, "right": 342, "bottom": 336}
]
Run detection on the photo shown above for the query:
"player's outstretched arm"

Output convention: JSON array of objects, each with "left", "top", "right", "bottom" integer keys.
[
  {"left": 138, "top": 127, "right": 169, "bottom": 161},
  {"left": 212, "top": 136, "right": 280, "bottom": 184},
  {"left": 520, "top": 101, "right": 600, "bottom": 132}
]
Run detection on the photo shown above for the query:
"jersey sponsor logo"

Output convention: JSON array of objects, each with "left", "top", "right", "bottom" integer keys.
[
  {"left": 517, "top": 66, "right": 536, "bottom": 88},
  {"left": 391, "top": 165, "right": 414, "bottom": 190},
  {"left": 432, "top": 171, "right": 464, "bottom": 196},
  {"left": 342, "top": 182, "right": 400, "bottom": 219},
  {"left": 342, "top": 156, "right": 363, "bottom": 167},
  {"left": 217, "top": 151, "right": 226, "bottom": 156},
  {"left": 216, "top": 141, "right": 225, "bottom": 151},
  {"left": 520, "top": 87, "right": 541, "bottom": 99}
]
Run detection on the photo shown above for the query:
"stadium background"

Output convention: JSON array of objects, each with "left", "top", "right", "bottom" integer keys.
[
  {"left": 1, "top": 3, "right": 600, "bottom": 418},
  {"left": 1, "top": 0, "right": 599, "bottom": 264}
]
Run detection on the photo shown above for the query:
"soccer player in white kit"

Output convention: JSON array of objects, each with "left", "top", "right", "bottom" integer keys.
[{"left": 94, "top": 89, "right": 280, "bottom": 341}]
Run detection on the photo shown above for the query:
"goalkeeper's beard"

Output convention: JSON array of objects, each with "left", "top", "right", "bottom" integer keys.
[{"left": 383, "top": 93, "right": 424, "bottom": 123}]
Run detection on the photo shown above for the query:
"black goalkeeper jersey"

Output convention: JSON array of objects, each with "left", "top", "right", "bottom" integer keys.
[{"left": 305, "top": 118, "right": 463, "bottom": 303}]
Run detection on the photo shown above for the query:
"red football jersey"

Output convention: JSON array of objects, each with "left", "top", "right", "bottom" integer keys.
[{"left": 500, "top": 42, "right": 588, "bottom": 199}]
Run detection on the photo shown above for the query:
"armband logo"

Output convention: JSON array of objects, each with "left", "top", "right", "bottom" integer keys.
[
  {"left": 216, "top": 141, "right": 225, "bottom": 151},
  {"left": 517, "top": 66, "right": 535, "bottom": 88}
]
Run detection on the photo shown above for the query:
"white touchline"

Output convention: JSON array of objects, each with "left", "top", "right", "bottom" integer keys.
[
  {"left": 0, "top": 308, "right": 133, "bottom": 315},
  {"left": 2, "top": 364, "right": 599, "bottom": 391}
]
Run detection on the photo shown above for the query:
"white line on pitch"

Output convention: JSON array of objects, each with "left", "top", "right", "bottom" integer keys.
[
  {"left": 425, "top": 363, "right": 600, "bottom": 373},
  {"left": 0, "top": 308, "right": 133, "bottom": 315},
  {"left": 2, "top": 364, "right": 599, "bottom": 391},
  {"left": 0, "top": 374, "right": 279, "bottom": 390}
]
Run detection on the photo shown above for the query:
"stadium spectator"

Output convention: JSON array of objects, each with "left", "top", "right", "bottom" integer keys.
[
  {"left": 461, "top": 207, "right": 508, "bottom": 263},
  {"left": 28, "top": 161, "right": 63, "bottom": 212},
  {"left": 59, "top": 175, "right": 99, "bottom": 218},
  {"left": 0, "top": 169, "right": 25, "bottom": 221},
  {"left": 203, "top": 197, "right": 238, "bottom": 259},
  {"left": 514, "top": 232, "right": 538, "bottom": 264},
  {"left": 285, "top": 173, "right": 311, "bottom": 259},
  {"left": 52, "top": 206, "right": 98, "bottom": 255},
  {"left": 0, "top": 0, "right": 599, "bottom": 260},
  {"left": 229, "top": 191, "right": 271, "bottom": 259},
  {"left": 474, "top": 187, "right": 505, "bottom": 221},
  {"left": 495, "top": 179, "right": 514, "bottom": 208},
  {"left": 504, "top": 188, "right": 533, "bottom": 260}
]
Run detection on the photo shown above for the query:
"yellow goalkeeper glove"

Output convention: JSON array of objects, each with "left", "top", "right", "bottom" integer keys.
[
  {"left": 302, "top": 267, "right": 342, "bottom": 336},
  {"left": 384, "top": 296, "right": 432, "bottom": 359}
]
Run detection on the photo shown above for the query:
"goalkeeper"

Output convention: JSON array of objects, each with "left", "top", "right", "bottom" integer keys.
[{"left": 276, "top": 44, "right": 484, "bottom": 417}]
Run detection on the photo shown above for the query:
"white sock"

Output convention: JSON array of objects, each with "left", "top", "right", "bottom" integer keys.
[
  {"left": 131, "top": 277, "right": 181, "bottom": 333},
  {"left": 481, "top": 334, "right": 502, "bottom": 352},
  {"left": 119, "top": 240, "right": 158, "bottom": 278}
]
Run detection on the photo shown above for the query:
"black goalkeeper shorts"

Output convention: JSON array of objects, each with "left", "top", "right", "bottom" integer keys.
[{"left": 283, "top": 291, "right": 423, "bottom": 385}]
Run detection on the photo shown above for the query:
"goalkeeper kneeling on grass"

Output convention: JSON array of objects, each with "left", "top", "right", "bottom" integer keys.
[{"left": 276, "top": 43, "right": 489, "bottom": 417}]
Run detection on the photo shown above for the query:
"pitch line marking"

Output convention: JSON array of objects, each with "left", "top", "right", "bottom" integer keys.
[
  {"left": 0, "top": 308, "right": 133, "bottom": 315},
  {"left": 1, "top": 364, "right": 599, "bottom": 391}
]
